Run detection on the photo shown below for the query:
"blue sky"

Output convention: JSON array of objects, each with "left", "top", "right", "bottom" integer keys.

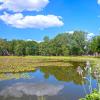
[{"left": 0, "top": 0, "right": 100, "bottom": 41}]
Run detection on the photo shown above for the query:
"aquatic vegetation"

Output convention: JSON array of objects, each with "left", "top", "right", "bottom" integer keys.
[
  {"left": 79, "top": 61, "right": 100, "bottom": 100},
  {"left": 77, "top": 66, "right": 83, "bottom": 76},
  {"left": 0, "top": 56, "right": 73, "bottom": 73},
  {"left": 0, "top": 56, "right": 100, "bottom": 100},
  {"left": 0, "top": 56, "right": 100, "bottom": 73},
  {"left": 92, "top": 64, "right": 100, "bottom": 94},
  {"left": 80, "top": 90, "right": 100, "bottom": 100}
]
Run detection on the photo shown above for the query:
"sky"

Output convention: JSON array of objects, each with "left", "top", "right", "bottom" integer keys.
[{"left": 0, "top": 0, "right": 100, "bottom": 41}]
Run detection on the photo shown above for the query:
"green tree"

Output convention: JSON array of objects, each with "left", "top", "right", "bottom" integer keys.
[
  {"left": 90, "top": 36, "right": 100, "bottom": 54},
  {"left": 70, "top": 31, "right": 87, "bottom": 55}
]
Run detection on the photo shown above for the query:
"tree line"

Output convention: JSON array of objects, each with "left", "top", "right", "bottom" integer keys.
[{"left": 0, "top": 31, "right": 100, "bottom": 56}]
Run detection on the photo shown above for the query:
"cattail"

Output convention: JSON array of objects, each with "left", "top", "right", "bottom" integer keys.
[{"left": 77, "top": 66, "right": 83, "bottom": 76}]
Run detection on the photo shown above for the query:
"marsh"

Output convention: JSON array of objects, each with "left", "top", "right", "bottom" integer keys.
[{"left": 0, "top": 59, "right": 98, "bottom": 100}]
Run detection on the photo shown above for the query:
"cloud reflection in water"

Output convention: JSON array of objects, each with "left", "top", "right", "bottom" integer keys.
[{"left": 0, "top": 82, "right": 64, "bottom": 98}]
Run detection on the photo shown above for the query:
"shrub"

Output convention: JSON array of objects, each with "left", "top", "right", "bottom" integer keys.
[{"left": 80, "top": 90, "right": 100, "bottom": 100}]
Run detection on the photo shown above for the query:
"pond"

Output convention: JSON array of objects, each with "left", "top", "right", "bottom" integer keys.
[{"left": 0, "top": 61, "right": 98, "bottom": 100}]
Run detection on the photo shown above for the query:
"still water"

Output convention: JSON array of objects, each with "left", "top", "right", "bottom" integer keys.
[{"left": 0, "top": 62, "right": 97, "bottom": 100}]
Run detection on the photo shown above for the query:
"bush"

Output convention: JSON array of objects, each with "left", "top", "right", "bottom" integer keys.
[{"left": 80, "top": 90, "right": 100, "bottom": 100}]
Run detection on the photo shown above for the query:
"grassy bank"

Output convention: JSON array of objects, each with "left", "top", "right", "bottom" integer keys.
[{"left": 0, "top": 56, "right": 99, "bottom": 73}]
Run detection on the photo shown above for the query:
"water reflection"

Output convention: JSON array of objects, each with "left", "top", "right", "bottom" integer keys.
[
  {"left": 0, "top": 61, "right": 86, "bottom": 85},
  {"left": 0, "top": 72, "right": 35, "bottom": 81},
  {"left": 40, "top": 61, "right": 86, "bottom": 85},
  {"left": 0, "top": 82, "right": 64, "bottom": 100},
  {"left": 0, "top": 61, "right": 97, "bottom": 100}
]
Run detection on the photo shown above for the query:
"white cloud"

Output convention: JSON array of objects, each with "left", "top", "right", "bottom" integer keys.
[
  {"left": 66, "top": 31, "right": 74, "bottom": 34},
  {"left": 0, "top": 0, "right": 49, "bottom": 12},
  {"left": 97, "top": 0, "right": 100, "bottom": 4},
  {"left": 87, "top": 32, "right": 94, "bottom": 40},
  {"left": 0, "top": 0, "right": 64, "bottom": 29},
  {"left": 26, "top": 39, "right": 33, "bottom": 41},
  {"left": 26, "top": 39, "right": 42, "bottom": 42},
  {"left": 0, "top": 0, "right": 3, "bottom": 2},
  {"left": 0, "top": 12, "right": 64, "bottom": 29}
]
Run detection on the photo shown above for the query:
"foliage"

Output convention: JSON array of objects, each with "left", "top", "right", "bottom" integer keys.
[
  {"left": 79, "top": 59, "right": 100, "bottom": 100},
  {"left": 0, "top": 30, "right": 100, "bottom": 56},
  {"left": 90, "top": 36, "right": 100, "bottom": 54},
  {"left": 80, "top": 90, "right": 100, "bottom": 100}
]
